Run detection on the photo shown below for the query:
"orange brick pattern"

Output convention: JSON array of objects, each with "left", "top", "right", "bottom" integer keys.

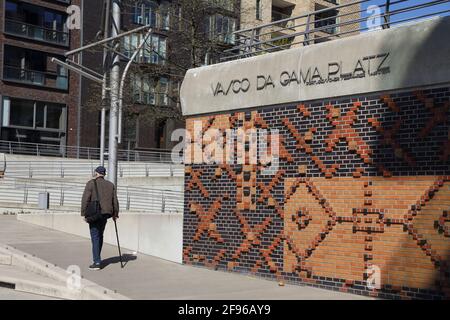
[{"left": 183, "top": 87, "right": 450, "bottom": 299}]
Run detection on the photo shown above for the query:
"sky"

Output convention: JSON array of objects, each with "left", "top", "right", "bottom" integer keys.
[{"left": 360, "top": 0, "right": 450, "bottom": 30}]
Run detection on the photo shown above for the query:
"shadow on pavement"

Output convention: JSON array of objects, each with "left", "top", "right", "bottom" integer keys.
[{"left": 102, "top": 253, "right": 137, "bottom": 269}]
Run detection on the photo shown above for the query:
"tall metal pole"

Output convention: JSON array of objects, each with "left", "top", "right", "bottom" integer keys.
[
  {"left": 100, "top": 0, "right": 111, "bottom": 167},
  {"left": 108, "top": 0, "right": 121, "bottom": 185}
]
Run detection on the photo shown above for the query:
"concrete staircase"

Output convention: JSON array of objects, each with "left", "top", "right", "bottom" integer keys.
[{"left": 0, "top": 244, "right": 129, "bottom": 300}]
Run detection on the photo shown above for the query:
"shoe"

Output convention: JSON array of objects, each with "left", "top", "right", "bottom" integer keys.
[{"left": 89, "top": 263, "right": 101, "bottom": 270}]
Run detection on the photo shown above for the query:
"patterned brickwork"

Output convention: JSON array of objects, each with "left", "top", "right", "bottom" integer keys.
[{"left": 183, "top": 86, "right": 450, "bottom": 299}]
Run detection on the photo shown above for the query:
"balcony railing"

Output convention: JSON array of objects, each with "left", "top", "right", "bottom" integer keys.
[
  {"left": 4, "top": 19, "right": 69, "bottom": 46},
  {"left": 3, "top": 66, "right": 68, "bottom": 90},
  {"left": 0, "top": 140, "right": 179, "bottom": 163},
  {"left": 221, "top": 0, "right": 450, "bottom": 61}
]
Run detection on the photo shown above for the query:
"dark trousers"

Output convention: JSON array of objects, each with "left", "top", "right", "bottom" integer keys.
[{"left": 89, "top": 215, "right": 110, "bottom": 264}]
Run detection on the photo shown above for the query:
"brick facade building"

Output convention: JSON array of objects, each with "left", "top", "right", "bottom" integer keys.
[{"left": 0, "top": 0, "right": 103, "bottom": 151}]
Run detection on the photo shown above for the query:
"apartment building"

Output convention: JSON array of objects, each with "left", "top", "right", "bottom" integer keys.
[
  {"left": 0, "top": 0, "right": 239, "bottom": 153},
  {"left": 240, "top": 0, "right": 359, "bottom": 47},
  {"left": 0, "top": 0, "right": 104, "bottom": 153}
]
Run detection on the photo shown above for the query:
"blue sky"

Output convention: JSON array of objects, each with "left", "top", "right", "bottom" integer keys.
[{"left": 360, "top": 0, "right": 450, "bottom": 30}]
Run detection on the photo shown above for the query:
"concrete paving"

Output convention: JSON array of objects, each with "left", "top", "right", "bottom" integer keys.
[{"left": 0, "top": 215, "right": 372, "bottom": 300}]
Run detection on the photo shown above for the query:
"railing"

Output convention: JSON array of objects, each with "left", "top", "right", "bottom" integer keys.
[
  {"left": 3, "top": 65, "right": 68, "bottom": 90},
  {"left": 272, "top": 10, "right": 295, "bottom": 29},
  {"left": 2, "top": 160, "right": 184, "bottom": 179},
  {"left": 0, "top": 140, "right": 180, "bottom": 163},
  {"left": 221, "top": 0, "right": 450, "bottom": 61},
  {"left": 0, "top": 177, "right": 183, "bottom": 213},
  {"left": 4, "top": 19, "right": 69, "bottom": 46}
]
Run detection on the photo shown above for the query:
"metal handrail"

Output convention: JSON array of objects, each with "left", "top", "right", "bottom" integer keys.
[
  {"left": 0, "top": 177, "right": 183, "bottom": 213},
  {"left": 0, "top": 140, "right": 180, "bottom": 163},
  {"left": 221, "top": 0, "right": 450, "bottom": 61},
  {"left": 3, "top": 65, "right": 68, "bottom": 90},
  {"left": 2, "top": 160, "right": 184, "bottom": 179},
  {"left": 235, "top": 4, "right": 450, "bottom": 58}
]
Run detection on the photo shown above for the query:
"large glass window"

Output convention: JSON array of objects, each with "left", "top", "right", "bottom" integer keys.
[
  {"left": 122, "top": 34, "right": 167, "bottom": 65},
  {"left": 134, "top": 0, "right": 169, "bottom": 30},
  {"left": 10, "top": 99, "right": 34, "bottom": 127},
  {"left": 208, "top": 14, "right": 236, "bottom": 44},
  {"left": 315, "top": 8, "right": 338, "bottom": 34},
  {"left": 2, "top": 97, "right": 66, "bottom": 131},
  {"left": 46, "top": 104, "right": 65, "bottom": 129},
  {"left": 131, "top": 75, "right": 170, "bottom": 106}
]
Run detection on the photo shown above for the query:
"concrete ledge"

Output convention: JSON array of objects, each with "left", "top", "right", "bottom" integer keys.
[
  {"left": 16, "top": 211, "right": 183, "bottom": 264},
  {"left": 0, "top": 253, "right": 11, "bottom": 265}
]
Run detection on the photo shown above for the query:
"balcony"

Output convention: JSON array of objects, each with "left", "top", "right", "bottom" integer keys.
[
  {"left": 3, "top": 66, "right": 68, "bottom": 90},
  {"left": 4, "top": 19, "right": 69, "bottom": 46}
]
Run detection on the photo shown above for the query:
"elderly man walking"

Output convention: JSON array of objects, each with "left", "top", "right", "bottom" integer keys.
[{"left": 81, "top": 166, "right": 119, "bottom": 270}]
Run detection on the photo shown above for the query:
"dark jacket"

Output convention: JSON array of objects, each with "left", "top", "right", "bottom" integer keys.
[{"left": 81, "top": 177, "right": 119, "bottom": 217}]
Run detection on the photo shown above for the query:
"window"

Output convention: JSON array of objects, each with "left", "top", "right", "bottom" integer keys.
[
  {"left": 315, "top": 8, "right": 338, "bottom": 34},
  {"left": 10, "top": 99, "right": 34, "bottom": 127},
  {"left": 46, "top": 104, "right": 65, "bottom": 129},
  {"left": 5, "top": 1, "right": 18, "bottom": 18},
  {"left": 208, "top": 14, "right": 236, "bottom": 45},
  {"left": 131, "top": 74, "right": 170, "bottom": 106},
  {"left": 160, "top": 1, "right": 171, "bottom": 30},
  {"left": 133, "top": 0, "right": 170, "bottom": 30},
  {"left": 256, "top": 0, "right": 262, "bottom": 20},
  {"left": 2, "top": 97, "right": 66, "bottom": 131},
  {"left": 158, "top": 77, "right": 169, "bottom": 106},
  {"left": 123, "top": 34, "right": 167, "bottom": 65},
  {"left": 56, "top": 65, "right": 68, "bottom": 90}
]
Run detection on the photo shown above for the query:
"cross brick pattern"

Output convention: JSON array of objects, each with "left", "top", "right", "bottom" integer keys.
[{"left": 183, "top": 87, "right": 450, "bottom": 299}]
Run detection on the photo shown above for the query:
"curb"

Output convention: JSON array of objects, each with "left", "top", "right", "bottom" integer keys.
[{"left": 0, "top": 244, "right": 129, "bottom": 300}]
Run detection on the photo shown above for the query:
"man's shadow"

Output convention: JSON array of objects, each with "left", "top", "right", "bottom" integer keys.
[{"left": 102, "top": 253, "right": 137, "bottom": 269}]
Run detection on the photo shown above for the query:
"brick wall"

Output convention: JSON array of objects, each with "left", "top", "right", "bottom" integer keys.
[{"left": 183, "top": 86, "right": 450, "bottom": 299}]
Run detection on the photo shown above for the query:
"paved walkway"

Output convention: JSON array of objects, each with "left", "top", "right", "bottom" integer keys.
[{"left": 0, "top": 215, "right": 371, "bottom": 300}]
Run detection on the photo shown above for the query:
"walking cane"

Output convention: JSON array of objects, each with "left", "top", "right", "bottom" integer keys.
[{"left": 113, "top": 218, "right": 124, "bottom": 268}]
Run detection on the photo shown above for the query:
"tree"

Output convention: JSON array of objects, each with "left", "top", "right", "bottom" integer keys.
[{"left": 84, "top": 0, "right": 242, "bottom": 149}]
